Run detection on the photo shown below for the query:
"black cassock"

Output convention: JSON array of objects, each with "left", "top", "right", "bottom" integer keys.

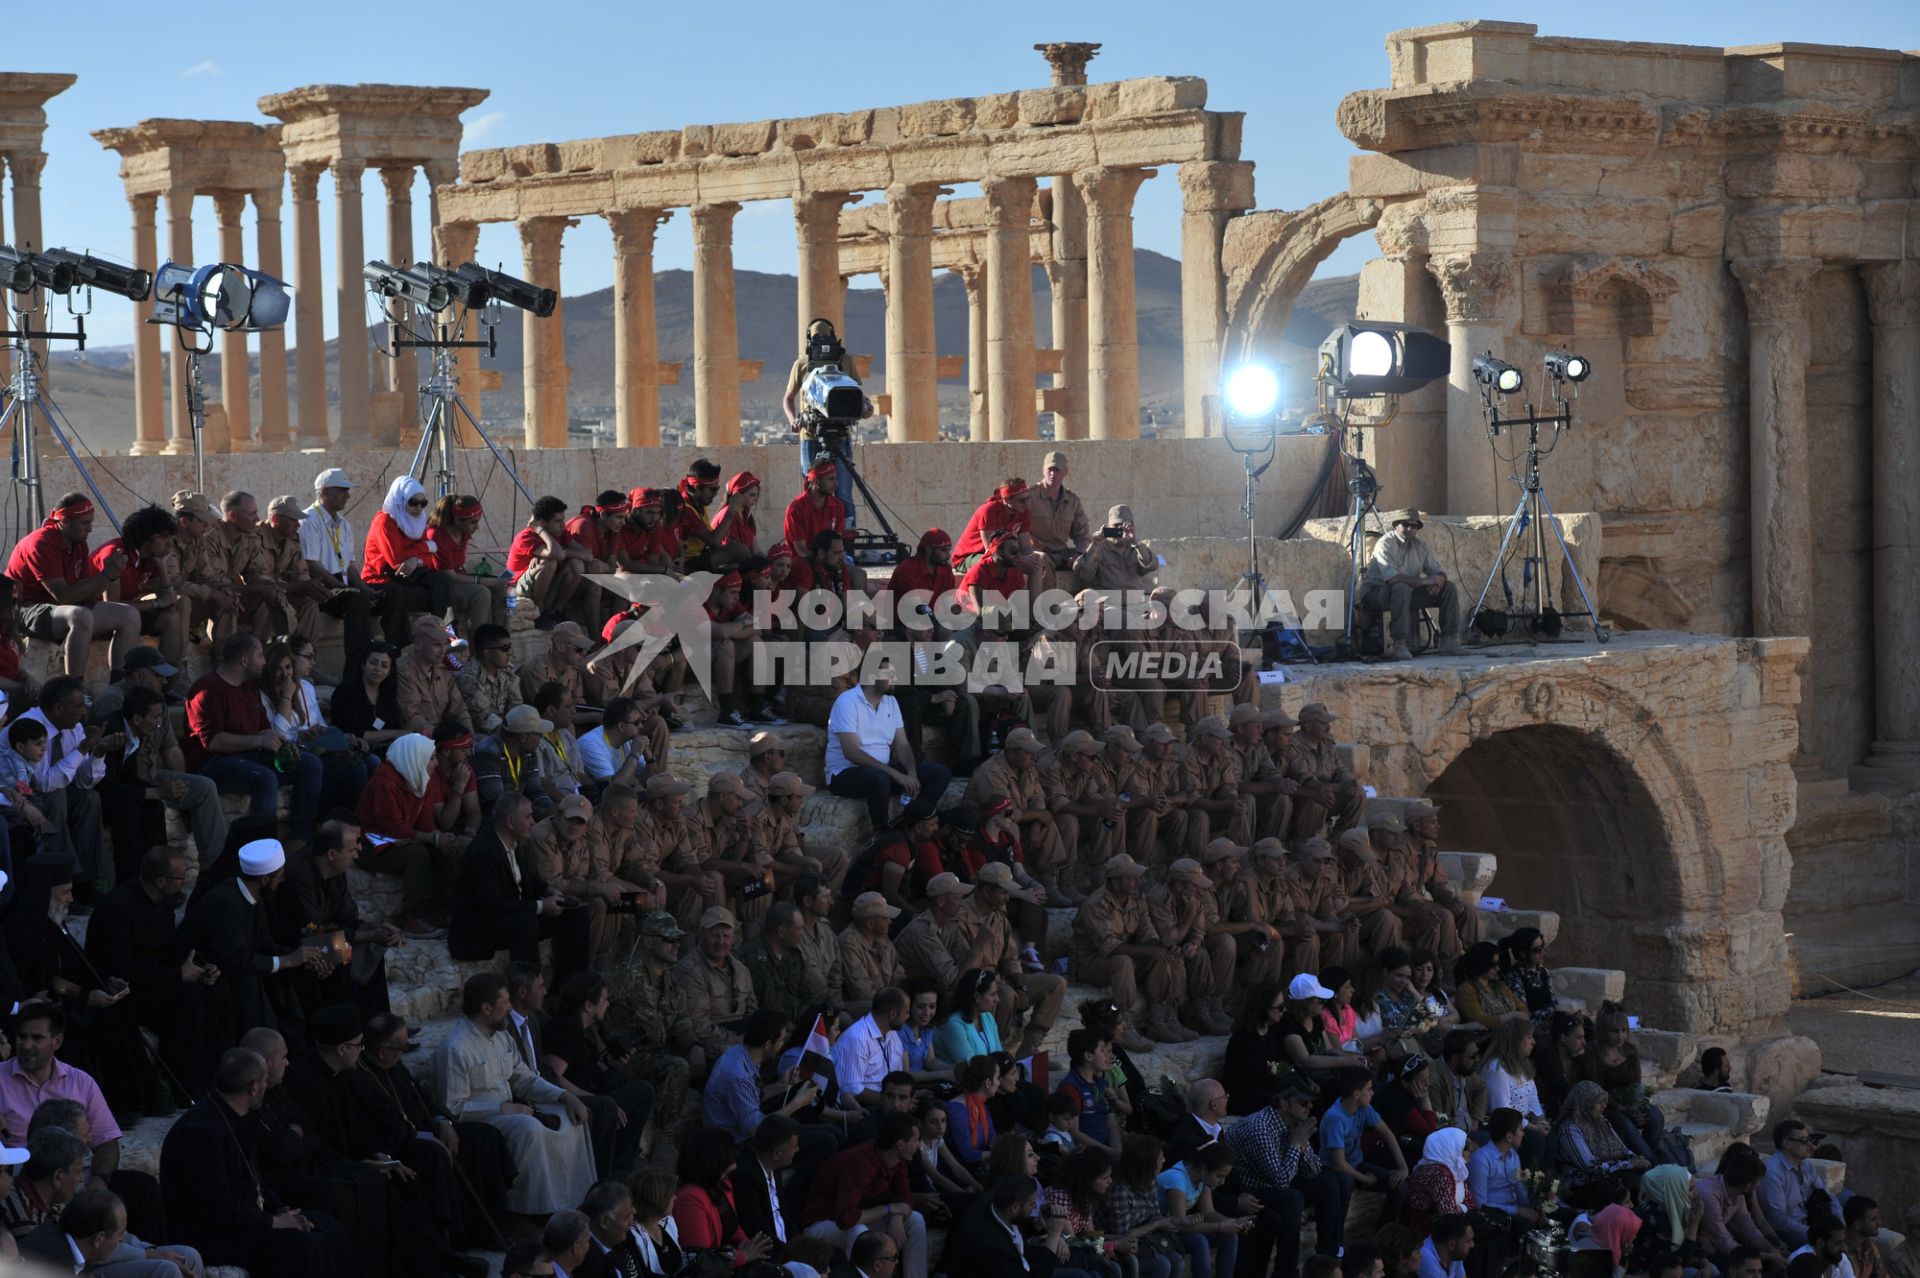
[
  {"left": 267, "top": 855, "right": 391, "bottom": 1020},
  {"left": 358, "top": 1056, "right": 514, "bottom": 1247},
  {"left": 83, "top": 880, "right": 221, "bottom": 1097},
  {"left": 252, "top": 1082, "right": 393, "bottom": 1278},
  {"left": 178, "top": 876, "right": 304, "bottom": 1045}
]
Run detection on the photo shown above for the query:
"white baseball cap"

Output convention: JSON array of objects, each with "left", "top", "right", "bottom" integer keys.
[
  {"left": 314, "top": 467, "right": 355, "bottom": 491},
  {"left": 1288, "top": 973, "right": 1336, "bottom": 1001},
  {"left": 0, "top": 1145, "right": 25, "bottom": 1167}
]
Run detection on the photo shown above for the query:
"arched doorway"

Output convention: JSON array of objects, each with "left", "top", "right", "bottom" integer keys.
[{"left": 1425, "top": 723, "right": 1687, "bottom": 988}]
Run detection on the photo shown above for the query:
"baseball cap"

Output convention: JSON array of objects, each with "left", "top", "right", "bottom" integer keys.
[
  {"left": 641, "top": 911, "right": 686, "bottom": 940},
  {"left": 170, "top": 491, "right": 216, "bottom": 521},
  {"left": 700, "top": 906, "right": 738, "bottom": 930},
  {"left": 1288, "top": 973, "right": 1336, "bottom": 1000},
  {"left": 549, "top": 621, "right": 591, "bottom": 648},
  {"left": 974, "top": 862, "right": 1017, "bottom": 890},
  {"left": 1140, "top": 723, "right": 1177, "bottom": 745},
  {"left": 748, "top": 732, "right": 784, "bottom": 758},
  {"left": 767, "top": 772, "right": 816, "bottom": 799},
  {"left": 1102, "top": 853, "right": 1148, "bottom": 879},
  {"left": 1002, "top": 727, "right": 1042, "bottom": 753},
  {"left": 558, "top": 794, "right": 592, "bottom": 822},
  {"left": 707, "top": 773, "right": 746, "bottom": 798},
  {"left": 925, "top": 872, "right": 975, "bottom": 898},
  {"left": 314, "top": 467, "right": 355, "bottom": 491},
  {"left": 1227, "top": 703, "right": 1262, "bottom": 727},
  {"left": 1043, "top": 450, "right": 1068, "bottom": 470},
  {"left": 267, "top": 495, "right": 306, "bottom": 519},
  {"left": 1169, "top": 857, "right": 1208, "bottom": 884},
  {"left": 503, "top": 705, "right": 555, "bottom": 735},
  {"left": 125, "top": 647, "right": 178, "bottom": 677},
  {"left": 1058, "top": 729, "right": 1102, "bottom": 756},
  {"left": 853, "top": 892, "right": 902, "bottom": 920},
  {"left": 1201, "top": 837, "right": 1244, "bottom": 866},
  {"left": 1103, "top": 725, "right": 1143, "bottom": 754},
  {"left": 1297, "top": 702, "right": 1337, "bottom": 724},
  {"left": 645, "top": 775, "right": 693, "bottom": 800},
  {"left": 1193, "top": 716, "right": 1231, "bottom": 741},
  {"left": 0, "top": 1145, "right": 25, "bottom": 1167}
]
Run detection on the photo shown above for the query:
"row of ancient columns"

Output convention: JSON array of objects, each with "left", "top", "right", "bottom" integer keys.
[{"left": 1, "top": 152, "right": 48, "bottom": 384}]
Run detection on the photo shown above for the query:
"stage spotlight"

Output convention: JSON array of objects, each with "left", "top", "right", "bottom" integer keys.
[
  {"left": 0, "top": 249, "right": 34, "bottom": 294},
  {"left": 1472, "top": 352, "right": 1523, "bottom": 395},
  {"left": 151, "top": 261, "right": 291, "bottom": 332},
  {"left": 451, "top": 262, "right": 556, "bottom": 317},
  {"left": 1223, "top": 365, "right": 1281, "bottom": 420},
  {"left": 1317, "top": 321, "right": 1450, "bottom": 397},
  {"left": 36, "top": 249, "right": 152, "bottom": 301},
  {"left": 365, "top": 260, "right": 454, "bottom": 314},
  {"left": 1545, "top": 350, "right": 1591, "bottom": 383},
  {"left": 0, "top": 245, "right": 75, "bottom": 294}
]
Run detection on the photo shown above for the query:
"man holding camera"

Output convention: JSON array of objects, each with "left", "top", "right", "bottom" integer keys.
[
  {"left": 783, "top": 319, "right": 871, "bottom": 523},
  {"left": 1072, "top": 504, "right": 1158, "bottom": 592}
]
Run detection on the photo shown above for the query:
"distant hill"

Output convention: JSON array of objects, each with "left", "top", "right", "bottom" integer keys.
[{"left": 40, "top": 256, "right": 1359, "bottom": 451}]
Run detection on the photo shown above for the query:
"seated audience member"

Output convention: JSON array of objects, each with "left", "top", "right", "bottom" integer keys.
[
  {"left": 4, "top": 492, "right": 141, "bottom": 680},
  {"left": 0, "top": 716, "right": 52, "bottom": 868},
  {"left": 1677, "top": 1046, "right": 1736, "bottom": 1094},
  {"left": 1223, "top": 977, "right": 1351, "bottom": 1115},
  {"left": 1696, "top": 1143, "right": 1788, "bottom": 1271},
  {"left": 1223, "top": 1077, "right": 1345, "bottom": 1278},
  {"left": 949, "top": 1173, "right": 1067, "bottom": 1276},
  {"left": 430, "top": 972, "right": 593, "bottom": 1215},
  {"left": 509, "top": 498, "right": 589, "bottom": 627},
  {"left": 268, "top": 814, "right": 401, "bottom": 1018},
  {"left": 944, "top": 1056, "right": 1001, "bottom": 1170},
  {"left": 17, "top": 679, "right": 110, "bottom": 903},
  {"left": 447, "top": 792, "right": 591, "bottom": 983},
  {"left": 16, "top": 1183, "right": 191, "bottom": 1278},
  {"left": 355, "top": 731, "right": 465, "bottom": 938},
  {"left": 329, "top": 642, "right": 408, "bottom": 754},
  {"left": 428, "top": 494, "right": 508, "bottom": 632},
  {"left": 1534, "top": 1010, "right": 1590, "bottom": 1118},
  {"left": 455, "top": 623, "right": 519, "bottom": 735},
  {"left": 1157, "top": 1140, "right": 1252, "bottom": 1278},
  {"left": 362, "top": 476, "right": 456, "bottom": 622},
  {"left": 535, "top": 973, "right": 657, "bottom": 1180},
  {"left": 576, "top": 695, "right": 653, "bottom": 793},
  {"left": 1071, "top": 853, "right": 1194, "bottom": 1047},
  {"left": 178, "top": 838, "right": 326, "bottom": 1038},
  {"left": 262, "top": 635, "right": 373, "bottom": 813},
  {"left": 1455, "top": 942, "right": 1529, "bottom": 1031},
  {"left": 671, "top": 1127, "right": 779, "bottom": 1267},
  {"left": 531, "top": 681, "right": 589, "bottom": 797},
  {"left": 187, "top": 632, "right": 323, "bottom": 841},
  {"left": 1761, "top": 1120, "right": 1830, "bottom": 1250},
  {"left": 0, "top": 1126, "right": 81, "bottom": 1248},
  {"left": 475, "top": 704, "right": 563, "bottom": 817},
  {"left": 1320, "top": 1068, "right": 1409, "bottom": 1223},
  {"left": 1589, "top": 1001, "right": 1673, "bottom": 1165},
  {"left": 626, "top": 1168, "right": 690, "bottom": 1277},
  {"left": 894, "top": 978, "right": 948, "bottom": 1080},
  {"left": 1555, "top": 1080, "right": 1650, "bottom": 1190},
  {"left": 1055, "top": 1027, "right": 1125, "bottom": 1159},
  {"left": 394, "top": 615, "right": 472, "bottom": 736},
  {"left": 1376, "top": 1054, "right": 1444, "bottom": 1158},
  {"left": 83, "top": 847, "right": 220, "bottom": 1094},
  {"left": 1467, "top": 1109, "right": 1539, "bottom": 1226},
  {"left": 1405, "top": 1127, "right": 1475, "bottom": 1237},
  {"left": 1639, "top": 1164, "right": 1705, "bottom": 1269},
  {"left": 1482, "top": 1019, "right": 1551, "bottom": 1165},
  {"left": 542, "top": 1209, "right": 592, "bottom": 1278},
  {"left": 731, "top": 1113, "right": 811, "bottom": 1265},
  {"left": 88, "top": 648, "right": 227, "bottom": 870},
  {"left": 1421, "top": 1214, "right": 1477, "bottom": 1278},
  {"left": 800, "top": 1112, "right": 928, "bottom": 1277},
  {"left": 825, "top": 668, "right": 950, "bottom": 830},
  {"left": 159, "top": 1047, "right": 348, "bottom": 1278},
  {"left": 832, "top": 987, "right": 911, "bottom": 1109},
  {"left": 673, "top": 904, "right": 759, "bottom": 1060},
  {"left": 1430, "top": 1029, "right": 1489, "bottom": 1134}
]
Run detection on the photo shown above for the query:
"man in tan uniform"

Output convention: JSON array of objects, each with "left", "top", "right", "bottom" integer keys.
[
  {"left": 1286, "top": 703, "right": 1365, "bottom": 842},
  {"left": 686, "top": 773, "right": 767, "bottom": 923},
  {"left": 604, "top": 910, "right": 699, "bottom": 1131},
  {"left": 896, "top": 872, "right": 974, "bottom": 989},
  {"left": 1070, "top": 853, "right": 1194, "bottom": 1046},
  {"left": 748, "top": 772, "right": 850, "bottom": 895},
  {"left": 171, "top": 490, "right": 240, "bottom": 645},
  {"left": 1027, "top": 449, "right": 1090, "bottom": 594},
  {"left": 638, "top": 774, "right": 723, "bottom": 930},
  {"left": 1120, "top": 723, "right": 1200, "bottom": 869},
  {"left": 261, "top": 496, "right": 324, "bottom": 641},
  {"left": 1403, "top": 800, "right": 1480, "bottom": 951},
  {"left": 217, "top": 491, "right": 299, "bottom": 642},
  {"left": 1361, "top": 508, "right": 1462, "bottom": 660},
  {"left": 523, "top": 792, "right": 648, "bottom": 961},
  {"left": 964, "top": 727, "right": 1070, "bottom": 901},
  {"left": 1185, "top": 715, "right": 1256, "bottom": 849},
  {"left": 958, "top": 862, "right": 1064, "bottom": 1058},
  {"left": 792, "top": 873, "right": 846, "bottom": 1015},
  {"left": 1287, "top": 836, "right": 1361, "bottom": 970},
  {"left": 1227, "top": 702, "right": 1297, "bottom": 841},
  {"left": 1334, "top": 828, "right": 1405, "bottom": 956},
  {"left": 519, "top": 621, "right": 608, "bottom": 726},
  {"left": 457, "top": 623, "right": 521, "bottom": 733},
  {"left": 1149, "top": 856, "right": 1239, "bottom": 1034},
  {"left": 837, "top": 891, "right": 906, "bottom": 1018},
  {"left": 736, "top": 732, "right": 791, "bottom": 815},
  {"left": 590, "top": 782, "right": 663, "bottom": 902},
  {"left": 1209, "top": 837, "right": 1288, "bottom": 995},
  {"left": 1043, "top": 729, "right": 1126, "bottom": 894},
  {"left": 670, "top": 905, "right": 758, "bottom": 1059},
  {"left": 396, "top": 614, "right": 472, "bottom": 733},
  {"left": 1070, "top": 504, "right": 1158, "bottom": 593},
  {"left": 1372, "top": 814, "right": 1463, "bottom": 960}
]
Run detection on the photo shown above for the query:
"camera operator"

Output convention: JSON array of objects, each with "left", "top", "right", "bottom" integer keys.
[
  {"left": 782, "top": 319, "right": 871, "bottom": 523},
  {"left": 1071, "top": 504, "right": 1158, "bottom": 592}
]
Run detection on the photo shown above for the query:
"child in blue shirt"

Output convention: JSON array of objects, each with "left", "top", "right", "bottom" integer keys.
[{"left": 1054, "top": 1027, "right": 1123, "bottom": 1157}]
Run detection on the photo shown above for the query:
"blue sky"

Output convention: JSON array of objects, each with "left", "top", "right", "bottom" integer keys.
[{"left": 16, "top": 0, "right": 1918, "bottom": 347}]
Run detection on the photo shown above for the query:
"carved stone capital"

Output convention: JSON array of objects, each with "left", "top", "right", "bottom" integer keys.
[
  {"left": 517, "top": 215, "right": 572, "bottom": 266},
  {"left": 793, "top": 192, "right": 854, "bottom": 243},
  {"left": 884, "top": 183, "right": 940, "bottom": 235},
  {"left": 127, "top": 192, "right": 158, "bottom": 227},
  {"left": 690, "top": 201, "right": 742, "bottom": 246},
  {"left": 607, "top": 208, "right": 671, "bottom": 257},
  {"left": 251, "top": 186, "right": 283, "bottom": 221},
  {"left": 331, "top": 160, "right": 365, "bottom": 197},
  {"left": 1034, "top": 42, "right": 1101, "bottom": 86},
  {"left": 1730, "top": 257, "right": 1819, "bottom": 326},
  {"left": 980, "top": 176, "right": 1038, "bottom": 230},
  {"left": 1428, "top": 252, "right": 1516, "bottom": 324},
  {"left": 379, "top": 166, "right": 416, "bottom": 203},
  {"left": 211, "top": 191, "right": 249, "bottom": 228},
  {"left": 1175, "top": 160, "right": 1255, "bottom": 213},
  {"left": 288, "top": 163, "right": 324, "bottom": 203},
  {"left": 1074, "top": 166, "right": 1154, "bottom": 217},
  {"left": 6, "top": 151, "right": 45, "bottom": 187},
  {"left": 1862, "top": 260, "right": 1920, "bottom": 330},
  {"left": 436, "top": 220, "right": 481, "bottom": 261},
  {"left": 953, "top": 261, "right": 984, "bottom": 291},
  {"left": 421, "top": 160, "right": 458, "bottom": 193}
]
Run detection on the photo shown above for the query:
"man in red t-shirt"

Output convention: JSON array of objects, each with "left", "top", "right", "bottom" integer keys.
[
  {"left": 509, "top": 496, "right": 591, "bottom": 628},
  {"left": 93, "top": 503, "right": 190, "bottom": 671},
  {"left": 2, "top": 493, "right": 143, "bottom": 678},
  {"left": 958, "top": 528, "right": 1030, "bottom": 617},
  {"left": 950, "top": 479, "right": 1035, "bottom": 572},
  {"left": 783, "top": 456, "right": 849, "bottom": 553},
  {"left": 565, "top": 490, "right": 628, "bottom": 570},
  {"left": 186, "top": 631, "right": 324, "bottom": 840},
  {"left": 615, "top": 489, "right": 679, "bottom": 577},
  {"left": 886, "top": 528, "right": 957, "bottom": 627}
]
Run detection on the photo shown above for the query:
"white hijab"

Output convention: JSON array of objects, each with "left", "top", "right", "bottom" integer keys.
[
  {"left": 387, "top": 733, "right": 435, "bottom": 798},
  {"left": 1419, "top": 1127, "right": 1471, "bottom": 1210},
  {"left": 383, "top": 475, "right": 430, "bottom": 541}
]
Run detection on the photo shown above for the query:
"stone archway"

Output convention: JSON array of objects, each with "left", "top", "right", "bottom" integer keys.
[
  {"left": 1221, "top": 193, "right": 1383, "bottom": 361},
  {"left": 1425, "top": 723, "right": 1684, "bottom": 992}
]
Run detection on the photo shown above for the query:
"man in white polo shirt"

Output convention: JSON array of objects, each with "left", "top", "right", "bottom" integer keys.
[
  {"left": 824, "top": 669, "right": 950, "bottom": 832},
  {"left": 297, "top": 467, "right": 404, "bottom": 650}
]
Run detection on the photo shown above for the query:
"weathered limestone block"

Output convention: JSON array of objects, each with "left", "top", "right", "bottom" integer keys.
[
  {"left": 1481, "top": 907, "right": 1560, "bottom": 946},
  {"left": 22, "top": 637, "right": 114, "bottom": 698},
  {"left": 1438, "top": 852, "right": 1499, "bottom": 900},
  {"left": 898, "top": 98, "right": 975, "bottom": 138},
  {"left": 1552, "top": 966, "right": 1626, "bottom": 1012},
  {"left": 1108, "top": 77, "right": 1209, "bottom": 118},
  {"left": 1651, "top": 1088, "right": 1770, "bottom": 1140},
  {"left": 976, "top": 93, "right": 1020, "bottom": 130},
  {"left": 1735, "top": 1033, "right": 1822, "bottom": 1114},
  {"left": 1794, "top": 1088, "right": 1917, "bottom": 1221},
  {"left": 1632, "top": 1028, "right": 1697, "bottom": 1089},
  {"left": 1019, "top": 87, "right": 1086, "bottom": 127}
]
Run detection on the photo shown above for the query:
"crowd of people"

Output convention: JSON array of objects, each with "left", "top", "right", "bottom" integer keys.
[{"left": 0, "top": 452, "right": 1886, "bottom": 1278}]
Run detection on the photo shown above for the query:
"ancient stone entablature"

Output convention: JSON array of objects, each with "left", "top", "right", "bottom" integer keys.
[
  {"left": 434, "top": 68, "right": 1250, "bottom": 447},
  {"left": 92, "top": 120, "right": 286, "bottom": 457}
]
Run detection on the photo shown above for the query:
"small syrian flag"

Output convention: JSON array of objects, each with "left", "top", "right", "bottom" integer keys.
[
  {"left": 1018, "top": 1050, "right": 1049, "bottom": 1093},
  {"left": 799, "top": 1013, "right": 834, "bottom": 1093}
]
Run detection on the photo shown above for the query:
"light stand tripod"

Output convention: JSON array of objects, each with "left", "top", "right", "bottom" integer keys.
[
  {"left": 1, "top": 294, "right": 121, "bottom": 535},
  {"left": 1339, "top": 426, "right": 1385, "bottom": 649},
  {"left": 1223, "top": 410, "right": 1316, "bottom": 664},
  {"left": 1466, "top": 385, "right": 1610, "bottom": 644},
  {"left": 387, "top": 301, "right": 533, "bottom": 503}
]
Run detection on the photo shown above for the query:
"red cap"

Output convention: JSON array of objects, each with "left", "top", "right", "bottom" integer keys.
[
  {"left": 631, "top": 488, "right": 664, "bottom": 511},
  {"left": 767, "top": 541, "right": 796, "bottom": 562},
  {"left": 727, "top": 471, "right": 761, "bottom": 496},
  {"left": 981, "top": 795, "right": 1015, "bottom": 819},
  {"left": 921, "top": 527, "right": 953, "bottom": 549}
]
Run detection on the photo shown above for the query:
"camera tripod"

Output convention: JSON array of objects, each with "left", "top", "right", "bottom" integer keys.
[
  {"left": 1223, "top": 411, "right": 1316, "bottom": 663},
  {"left": 1339, "top": 427, "right": 1386, "bottom": 652},
  {"left": 2, "top": 298, "right": 120, "bottom": 536},
  {"left": 389, "top": 304, "right": 533, "bottom": 504},
  {"left": 806, "top": 420, "right": 906, "bottom": 564},
  {"left": 1467, "top": 407, "right": 1609, "bottom": 644}
]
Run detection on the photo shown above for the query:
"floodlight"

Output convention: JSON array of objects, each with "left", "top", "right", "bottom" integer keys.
[
  {"left": 451, "top": 261, "right": 556, "bottom": 317},
  {"left": 1223, "top": 365, "right": 1281, "bottom": 420},
  {"left": 35, "top": 249, "right": 151, "bottom": 301},
  {"left": 1472, "top": 353, "right": 1523, "bottom": 395},
  {"left": 0, "top": 245, "right": 75, "bottom": 294},
  {"left": 1317, "top": 321, "right": 1450, "bottom": 398},
  {"left": 1545, "top": 350, "right": 1591, "bottom": 383},
  {"left": 151, "top": 261, "right": 291, "bottom": 332},
  {"left": 365, "top": 260, "right": 454, "bottom": 314}
]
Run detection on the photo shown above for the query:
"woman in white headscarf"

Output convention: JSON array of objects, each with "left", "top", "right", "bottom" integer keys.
[
  {"left": 363, "top": 474, "right": 455, "bottom": 619},
  {"left": 355, "top": 731, "right": 457, "bottom": 939},
  {"left": 1407, "top": 1126, "right": 1475, "bottom": 1235}
]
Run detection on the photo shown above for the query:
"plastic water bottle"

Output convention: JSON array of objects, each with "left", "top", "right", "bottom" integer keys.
[
  {"left": 505, "top": 592, "right": 518, "bottom": 614},
  {"left": 1105, "top": 791, "right": 1129, "bottom": 831},
  {"left": 476, "top": 557, "right": 495, "bottom": 578}
]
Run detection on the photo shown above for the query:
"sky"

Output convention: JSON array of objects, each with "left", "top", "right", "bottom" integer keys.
[{"left": 13, "top": 0, "right": 1919, "bottom": 349}]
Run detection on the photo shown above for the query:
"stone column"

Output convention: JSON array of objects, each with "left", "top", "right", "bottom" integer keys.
[
  {"left": 691, "top": 202, "right": 743, "bottom": 447},
  {"left": 332, "top": 161, "right": 375, "bottom": 447},
  {"left": 1047, "top": 176, "right": 1088, "bottom": 440},
  {"left": 982, "top": 177, "right": 1038, "bottom": 442},
  {"left": 9, "top": 152, "right": 48, "bottom": 389},
  {"left": 210, "top": 192, "right": 250, "bottom": 454},
  {"left": 289, "top": 163, "right": 330, "bottom": 448},
  {"left": 1861, "top": 261, "right": 1920, "bottom": 777},
  {"left": 252, "top": 186, "right": 291, "bottom": 452},
  {"left": 608, "top": 208, "right": 669, "bottom": 448},
  {"left": 380, "top": 166, "right": 418, "bottom": 397},
  {"left": 1078, "top": 166, "right": 1153, "bottom": 442},
  {"left": 1035, "top": 42, "right": 1101, "bottom": 85},
  {"left": 957, "top": 262, "right": 988, "bottom": 441},
  {"left": 517, "top": 216, "right": 571, "bottom": 450},
  {"left": 162, "top": 184, "right": 196, "bottom": 457},
  {"left": 422, "top": 161, "right": 457, "bottom": 246},
  {"left": 1178, "top": 160, "right": 1255, "bottom": 437},
  {"left": 884, "top": 184, "right": 940, "bottom": 443},
  {"left": 127, "top": 193, "right": 166, "bottom": 457},
  {"left": 431, "top": 219, "right": 483, "bottom": 447},
  {"left": 1428, "top": 252, "right": 1518, "bottom": 516},
  {"left": 794, "top": 192, "right": 850, "bottom": 337}
]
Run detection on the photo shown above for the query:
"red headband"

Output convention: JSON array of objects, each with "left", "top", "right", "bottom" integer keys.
[
  {"left": 48, "top": 498, "right": 94, "bottom": 528},
  {"left": 727, "top": 472, "right": 761, "bottom": 496},
  {"left": 717, "top": 571, "right": 744, "bottom": 590},
  {"left": 437, "top": 733, "right": 474, "bottom": 752},
  {"left": 630, "top": 488, "right": 664, "bottom": 511},
  {"left": 808, "top": 459, "right": 838, "bottom": 478},
  {"left": 453, "top": 499, "right": 483, "bottom": 519},
  {"left": 677, "top": 476, "right": 704, "bottom": 500},
  {"left": 998, "top": 479, "right": 1029, "bottom": 500},
  {"left": 921, "top": 527, "right": 953, "bottom": 549},
  {"left": 981, "top": 796, "right": 1015, "bottom": 819}
]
